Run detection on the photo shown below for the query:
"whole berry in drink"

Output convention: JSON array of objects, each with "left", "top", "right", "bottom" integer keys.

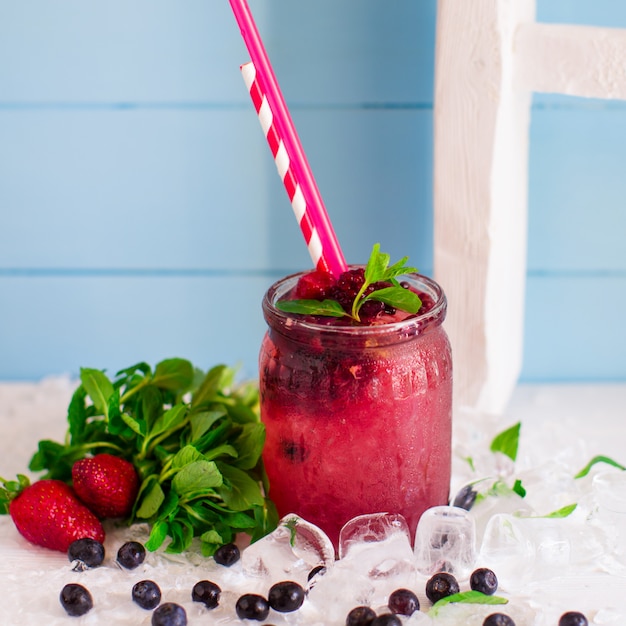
[
  {"left": 388, "top": 588, "right": 420, "bottom": 615},
  {"left": 425, "top": 572, "right": 460, "bottom": 603},
  {"left": 268, "top": 580, "right": 305, "bottom": 612},
  {"left": 117, "top": 540, "right": 146, "bottom": 569},
  {"left": 132, "top": 579, "right": 161, "bottom": 610},
  {"left": 152, "top": 602, "right": 187, "bottom": 626},
  {"left": 59, "top": 583, "right": 93, "bottom": 616},
  {"left": 483, "top": 613, "right": 516, "bottom": 626},
  {"left": 371, "top": 614, "right": 402, "bottom": 626},
  {"left": 5, "top": 478, "right": 104, "bottom": 552},
  {"left": 470, "top": 567, "right": 498, "bottom": 595},
  {"left": 191, "top": 580, "right": 221, "bottom": 609},
  {"left": 68, "top": 537, "right": 105, "bottom": 569},
  {"left": 559, "top": 612, "right": 588, "bottom": 626},
  {"left": 295, "top": 270, "right": 335, "bottom": 300},
  {"left": 346, "top": 606, "right": 377, "bottom": 626},
  {"left": 213, "top": 542, "right": 240, "bottom": 566},
  {"left": 235, "top": 593, "right": 270, "bottom": 621}
]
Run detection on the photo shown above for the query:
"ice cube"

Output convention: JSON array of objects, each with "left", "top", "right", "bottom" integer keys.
[
  {"left": 593, "top": 471, "right": 626, "bottom": 568},
  {"left": 479, "top": 513, "right": 573, "bottom": 589},
  {"left": 414, "top": 505, "right": 476, "bottom": 580},
  {"left": 241, "top": 514, "right": 335, "bottom": 585},
  {"left": 339, "top": 512, "right": 411, "bottom": 560}
]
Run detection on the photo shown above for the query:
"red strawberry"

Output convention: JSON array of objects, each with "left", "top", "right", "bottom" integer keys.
[
  {"left": 6, "top": 478, "right": 105, "bottom": 552},
  {"left": 72, "top": 454, "right": 139, "bottom": 519}
]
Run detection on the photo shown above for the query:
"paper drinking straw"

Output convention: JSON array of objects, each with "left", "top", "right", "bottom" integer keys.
[{"left": 229, "top": 0, "right": 347, "bottom": 276}]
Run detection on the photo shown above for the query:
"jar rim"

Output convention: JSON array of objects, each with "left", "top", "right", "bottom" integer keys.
[{"left": 262, "top": 270, "right": 447, "bottom": 342}]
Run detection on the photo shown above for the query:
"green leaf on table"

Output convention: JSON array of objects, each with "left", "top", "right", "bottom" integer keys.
[
  {"left": 490, "top": 422, "right": 521, "bottom": 461},
  {"left": 429, "top": 591, "right": 508, "bottom": 616},
  {"left": 542, "top": 503, "right": 577, "bottom": 518},
  {"left": 574, "top": 455, "right": 626, "bottom": 478},
  {"left": 512, "top": 478, "right": 526, "bottom": 498}
]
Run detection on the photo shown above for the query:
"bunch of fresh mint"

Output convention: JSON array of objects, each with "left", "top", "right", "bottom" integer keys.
[{"left": 28, "top": 358, "right": 278, "bottom": 556}]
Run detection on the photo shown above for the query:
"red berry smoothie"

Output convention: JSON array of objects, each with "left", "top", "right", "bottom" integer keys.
[{"left": 259, "top": 269, "right": 452, "bottom": 548}]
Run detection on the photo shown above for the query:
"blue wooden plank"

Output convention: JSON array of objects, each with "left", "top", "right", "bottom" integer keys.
[
  {"left": 0, "top": 1, "right": 435, "bottom": 105},
  {"left": 528, "top": 105, "right": 626, "bottom": 272},
  {"left": 0, "top": 108, "right": 434, "bottom": 275},
  {"left": 0, "top": 1, "right": 249, "bottom": 103},
  {"left": 520, "top": 274, "right": 626, "bottom": 382},
  {"left": 0, "top": 274, "right": 278, "bottom": 381},
  {"left": 537, "top": 0, "right": 626, "bottom": 28}
]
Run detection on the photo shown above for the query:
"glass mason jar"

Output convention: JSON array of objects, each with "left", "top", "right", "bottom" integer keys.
[{"left": 259, "top": 271, "right": 453, "bottom": 547}]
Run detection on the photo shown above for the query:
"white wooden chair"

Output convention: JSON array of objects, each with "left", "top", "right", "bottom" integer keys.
[{"left": 433, "top": 0, "right": 626, "bottom": 414}]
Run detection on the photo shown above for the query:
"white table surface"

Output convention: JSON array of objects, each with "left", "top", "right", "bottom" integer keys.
[{"left": 1, "top": 379, "right": 625, "bottom": 625}]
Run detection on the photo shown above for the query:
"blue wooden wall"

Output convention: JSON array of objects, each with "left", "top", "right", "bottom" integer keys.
[{"left": 0, "top": 1, "right": 624, "bottom": 384}]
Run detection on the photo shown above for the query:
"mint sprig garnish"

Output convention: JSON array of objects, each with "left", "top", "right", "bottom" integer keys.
[
  {"left": 277, "top": 243, "right": 422, "bottom": 322},
  {"left": 24, "top": 358, "right": 278, "bottom": 556}
]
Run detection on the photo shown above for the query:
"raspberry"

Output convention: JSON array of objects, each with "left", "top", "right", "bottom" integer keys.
[
  {"left": 330, "top": 268, "right": 367, "bottom": 312},
  {"left": 295, "top": 270, "right": 335, "bottom": 300}
]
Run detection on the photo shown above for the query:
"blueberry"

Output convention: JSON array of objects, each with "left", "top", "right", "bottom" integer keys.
[
  {"left": 425, "top": 572, "right": 460, "bottom": 603},
  {"left": 388, "top": 588, "right": 420, "bottom": 615},
  {"left": 559, "top": 612, "right": 588, "bottom": 626},
  {"left": 132, "top": 579, "right": 161, "bottom": 610},
  {"left": 213, "top": 542, "right": 240, "bottom": 566},
  {"left": 191, "top": 580, "right": 221, "bottom": 609},
  {"left": 268, "top": 580, "right": 305, "bottom": 612},
  {"left": 470, "top": 567, "right": 498, "bottom": 595},
  {"left": 117, "top": 540, "right": 146, "bottom": 569},
  {"left": 59, "top": 583, "right": 93, "bottom": 617},
  {"left": 483, "top": 613, "right": 515, "bottom": 626},
  {"left": 452, "top": 484, "right": 478, "bottom": 510},
  {"left": 371, "top": 614, "right": 402, "bottom": 626},
  {"left": 307, "top": 564, "right": 327, "bottom": 581},
  {"left": 67, "top": 537, "right": 105, "bottom": 569},
  {"left": 345, "top": 606, "right": 377, "bottom": 626},
  {"left": 151, "top": 602, "right": 187, "bottom": 626},
  {"left": 235, "top": 593, "right": 270, "bottom": 621}
]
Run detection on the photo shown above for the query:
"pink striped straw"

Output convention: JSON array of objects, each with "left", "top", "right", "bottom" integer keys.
[{"left": 229, "top": 0, "right": 347, "bottom": 276}]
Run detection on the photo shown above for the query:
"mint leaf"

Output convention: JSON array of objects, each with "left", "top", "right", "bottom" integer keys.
[
  {"left": 490, "top": 422, "right": 521, "bottom": 461},
  {"left": 153, "top": 358, "right": 194, "bottom": 392},
  {"left": 276, "top": 299, "right": 347, "bottom": 317},
  {"left": 542, "top": 503, "right": 577, "bottom": 518},
  {"left": 429, "top": 591, "right": 508, "bottom": 616},
  {"left": 80, "top": 368, "right": 114, "bottom": 418},
  {"left": 172, "top": 460, "right": 223, "bottom": 496},
  {"left": 363, "top": 285, "right": 422, "bottom": 314},
  {"left": 575, "top": 455, "right": 626, "bottom": 478}
]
